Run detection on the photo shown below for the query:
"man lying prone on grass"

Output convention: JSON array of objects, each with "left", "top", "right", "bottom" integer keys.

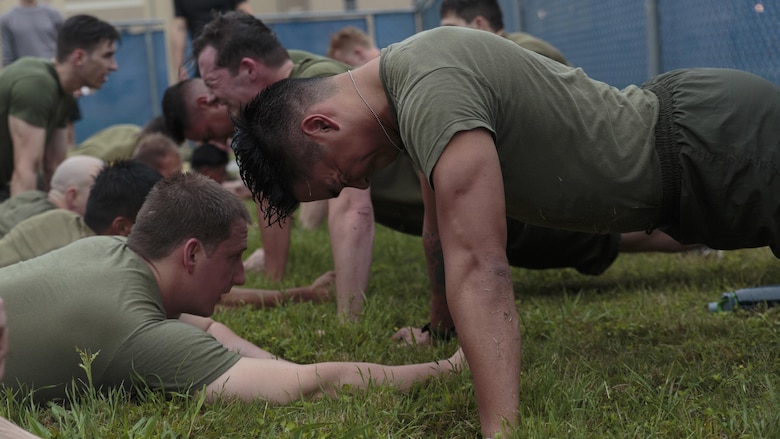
[{"left": 0, "top": 172, "right": 465, "bottom": 404}]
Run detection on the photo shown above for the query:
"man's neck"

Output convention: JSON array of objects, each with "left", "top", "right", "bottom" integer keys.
[
  {"left": 278, "top": 58, "right": 294, "bottom": 80},
  {"left": 54, "top": 63, "right": 81, "bottom": 95},
  {"left": 47, "top": 190, "right": 66, "bottom": 209}
]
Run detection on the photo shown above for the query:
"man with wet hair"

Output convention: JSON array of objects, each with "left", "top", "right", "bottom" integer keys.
[{"left": 229, "top": 27, "right": 780, "bottom": 437}]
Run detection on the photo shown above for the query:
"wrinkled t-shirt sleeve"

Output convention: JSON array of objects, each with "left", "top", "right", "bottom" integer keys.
[
  {"left": 102, "top": 319, "right": 241, "bottom": 395},
  {"left": 393, "top": 67, "right": 498, "bottom": 187}
]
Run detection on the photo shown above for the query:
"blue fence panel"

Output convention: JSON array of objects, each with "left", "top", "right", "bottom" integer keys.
[
  {"left": 374, "top": 12, "right": 417, "bottom": 48},
  {"left": 74, "top": 27, "right": 168, "bottom": 144},
  {"left": 73, "top": 1, "right": 780, "bottom": 144},
  {"left": 420, "top": 0, "right": 443, "bottom": 31},
  {"left": 521, "top": 0, "right": 648, "bottom": 88},
  {"left": 659, "top": 0, "right": 780, "bottom": 85},
  {"left": 267, "top": 11, "right": 417, "bottom": 54},
  {"left": 269, "top": 18, "right": 365, "bottom": 56}
]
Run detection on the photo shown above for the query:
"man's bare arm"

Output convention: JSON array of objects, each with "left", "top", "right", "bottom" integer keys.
[
  {"left": 177, "top": 313, "right": 288, "bottom": 361},
  {"left": 42, "top": 128, "right": 68, "bottom": 192},
  {"left": 258, "top": 201, "right": 291, "bottom": 281},
  {"left": 420, "top": 173, "right": 455, "bottom": 334},
  {"left": 431, "top": 128, "right": 520, "bottom": 438},
  {"left": 328, "top": 187, "right": 374, "bottom": 321},
  {"left": 9, "top": 116, "right": 46, "bottom": 196},
  {"left": 202, "top": 348, "right": 465, "bottom": 404},
  {"left": 392, "top": 174, "right": 452, "bottom": 346}
]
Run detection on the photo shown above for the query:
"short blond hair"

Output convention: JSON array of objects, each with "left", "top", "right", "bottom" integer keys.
[{"left": 327, "top": 26, "right": 375, "bottom": 58}]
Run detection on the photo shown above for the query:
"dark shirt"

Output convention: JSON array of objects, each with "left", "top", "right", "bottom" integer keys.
[{"left": 173, "top": 0, "right": 245, "bottom": 39}]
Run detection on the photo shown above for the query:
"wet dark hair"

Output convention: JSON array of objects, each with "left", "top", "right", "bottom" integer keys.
[
  {"left": 56, "top": 15, "right": 121, "bottom": 62},
  {"left": 230, "top": 77, "right": 332, "bottom": 225}
]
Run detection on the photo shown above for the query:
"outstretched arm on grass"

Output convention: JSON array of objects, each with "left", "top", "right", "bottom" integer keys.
[
  {"left": 218, "top": 271, "right": 335, "bottom": 309},
  {"left": 202, "top": 348, "right": 466, "bottom": 404},
  {"left": 178, "top": 313, "right": 291, "bottom": 362}
]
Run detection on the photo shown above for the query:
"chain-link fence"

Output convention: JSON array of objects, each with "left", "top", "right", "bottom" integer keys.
[
  {"left": 73, "top": 1, "right": 778, "bottom": 141},
  {"left": 519, "top": 0, "right": 779, "bottom": 88}
]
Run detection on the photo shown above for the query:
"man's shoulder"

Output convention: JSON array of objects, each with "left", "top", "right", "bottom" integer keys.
[
  {"left": 12, "top": 208, "right": 83, "bottom": 233},
  {"left": 0, "top": 190, "right": 48, "bottom": 207},
  {"left": 289, "top": 50, "right": 349, "bottom": 78},
  {"left": 0, "top": 190, "right": 52, "bottom": 218},
  {"left": 41, "top": 5, "right": 64, "bottom": 21},
  {"left": 0, "top": 6, "right": 20, "bottom": 20},
  {"left": 503, "top": 32, "right": 569, "bottom": 65},
  {"left": 71, "top": 124, "right": 142, "bottom": 161},
  {"left": 1, "top": 58, "right": 56, "bottom": 82}
]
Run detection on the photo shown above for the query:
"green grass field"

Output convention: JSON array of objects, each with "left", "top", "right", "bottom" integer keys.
[{"left": 4, "top": 205, "right": 780, "bottom": 438}]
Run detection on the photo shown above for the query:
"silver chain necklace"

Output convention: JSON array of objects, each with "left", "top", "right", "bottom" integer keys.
[{"left": 347, "top": 70, "right": 403, "bottom": 152}]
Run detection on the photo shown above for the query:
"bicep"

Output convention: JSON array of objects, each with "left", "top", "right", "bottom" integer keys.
[
  {"left": 431, "top": 129, "right": 508, "bottom": 261},
  {"left": 9, "top": 116, "right": 46, "bottom": 166}
]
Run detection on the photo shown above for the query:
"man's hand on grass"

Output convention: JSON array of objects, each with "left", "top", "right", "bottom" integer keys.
[{"left": 392, "top": 326, "right": 432, "bottom": 346}]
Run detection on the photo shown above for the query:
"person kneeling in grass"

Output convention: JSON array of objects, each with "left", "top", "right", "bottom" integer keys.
[{"left": 0, "top": 172, "right": 465, "bottom": 404}]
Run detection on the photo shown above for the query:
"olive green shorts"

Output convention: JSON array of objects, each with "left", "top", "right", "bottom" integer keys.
[{"left": 643, "top": 68, "right": 780, "bottom": 256}]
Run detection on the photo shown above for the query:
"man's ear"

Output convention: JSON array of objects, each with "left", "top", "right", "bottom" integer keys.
[
  {"left": 471, "top": 16, "right": 492, "bottom": 31},
  {"left": 239, "top": 57, "right": 257, "bottom": 78},
  {"left": 301, "top": 114, "right": 339, "bottom": 137},
  {"left": 63, "top": 187, "right": 79, "bottom": 211},
  {"left": 109, "top": 216, "right": 135, "bottom": 237},
  {"left": 182, "top": 238, "right": 202, "bottom": 273},
  {"left": 71, "top": 48, "right": 87, "bottom": 66},
  {"left": 195, "top": 94, "right": 211, "bottom": 109}
]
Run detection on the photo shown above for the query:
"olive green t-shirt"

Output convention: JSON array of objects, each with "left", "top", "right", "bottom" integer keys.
[
  {"left": 501, "top": 31, "right": 569, "bottom": 65},
  {"left": 0, "top": 190, "right": 55, "bottom": 237},
  {"left": 0, "top": 57, "right": 74, "bottom": 194},
  {"left": 379, "top": 27, "right": 663, "bottom": 234},
  {"left": 69, "top": 124, "right": 142, "bottom": 162},
  {"left": 289, "top": 49, "right": 349, "bottom": 78},
  {"left": 0, "top": 236, "right": 241, "bottom": 401},
  {"left": 0, "top": 209, "right": 94, "bottom": 268}
]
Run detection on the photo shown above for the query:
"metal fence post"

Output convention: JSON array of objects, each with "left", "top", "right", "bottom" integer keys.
[{"left": 645, "top": 0, "right": 661, "bottom": 78}]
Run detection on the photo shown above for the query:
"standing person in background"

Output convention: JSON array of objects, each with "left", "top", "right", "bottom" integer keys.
[
  {"left": 0, "top": 14, "right": 119, "bottom": 201},
  {"left": 440, "top": 0, "right": 569, "bottom": 65},
  {"left": 170, "top": 0, "right": 253, "bottom": 81},
  {"left": 0, "top": 1, "right": 82, "bottom": 151},
  {"left": 0, "top": 0, "right": 63, "bottom": 67}
]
